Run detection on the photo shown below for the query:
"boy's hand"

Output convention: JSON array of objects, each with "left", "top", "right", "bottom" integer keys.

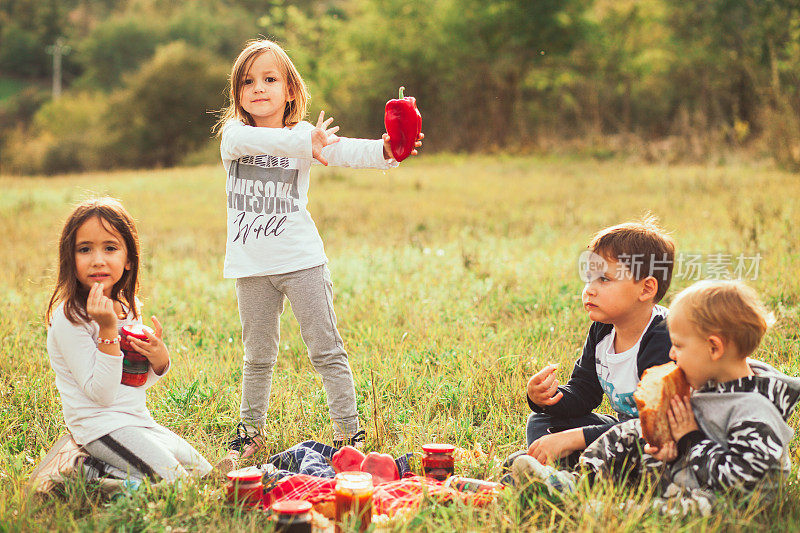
[
  {"left": 667, "top": 395, "right": 698, "bottom": 441},
  {"left": 527, "top": 364, "right": 563, "bottom": 406},
  {"left": 527, "top": 429, "right": 585, "bottom": 464},
  {"left": 644, "top": 441, "right": 678, "bottom": 463},
  {"left": 86, "top": 282, "right": 118, "bottom": 330},
  {"left": 382, "top": 132, "right": 424, "bottom": 160},
  {"left": 311, "top": 110, "right": 340, "bottom": 166},
  {"left": 128, "top": 316, "right": 170, "bottom": 376}
]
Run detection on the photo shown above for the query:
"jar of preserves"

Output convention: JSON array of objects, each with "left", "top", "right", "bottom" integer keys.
[
  {"left": 272, "top": 500, "right": 312, "bottom": 533},
  {"left": 120, "top": 324, "right": 153, "bottom": 387},
  {"left": 226, "top": 467, "right": 264, "bottom": 507},
  {"left": 421, "top": 443, "right": 455, "bottom": 481},
  {"left": 334, "top": 471, "right": 373, "bottom": 533}
]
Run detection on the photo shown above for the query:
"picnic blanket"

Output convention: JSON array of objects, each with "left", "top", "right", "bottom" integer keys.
[
  {"left": 263, "top": 440, "right": 413, "bottom": 480},
  {"left": 261, "top": 441, "right": 500, "bottom": 517}
]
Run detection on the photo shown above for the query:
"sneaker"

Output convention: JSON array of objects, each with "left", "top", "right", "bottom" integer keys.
[
  {"left": 333, "top": 429, "right": 366, "bottom": 449},
  {"left": 27, "top": 433, "right": 87, "bottom": 494},
  {"left": 511, "top": 454, "right": 576, "bottom": 495},
  {"left": 501, "top": 449, "right": 529, "bottom": 473},
  {"left": 215, "top": 422, "right": 265, "bottom": 475}
]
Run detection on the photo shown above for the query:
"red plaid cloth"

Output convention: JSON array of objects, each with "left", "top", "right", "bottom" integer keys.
[
  {"left": 263, "top": 474, "right": 336, "bottom": 507},
  {"left": 372, "top": 475, "right": 458, "bottom": 516},
  {"left": 263, "top": 474, "right": 501, "bottom": 516}
]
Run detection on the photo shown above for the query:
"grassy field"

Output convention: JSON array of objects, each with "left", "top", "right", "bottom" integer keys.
[{"left": 1, "top": 155, "right": 799, "bottom": 531}]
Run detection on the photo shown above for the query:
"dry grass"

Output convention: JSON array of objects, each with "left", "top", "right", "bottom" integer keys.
[{"left": 1, "top": 155, "right": 799, "bottom": 531}]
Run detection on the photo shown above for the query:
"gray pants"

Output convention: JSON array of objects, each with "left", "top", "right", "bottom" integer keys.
[
  {"left": 83, "top": 425, "right": 212, "bottom": 483},
  {"left": 236, "top": 264, "right": 359, "bottom": 436}
]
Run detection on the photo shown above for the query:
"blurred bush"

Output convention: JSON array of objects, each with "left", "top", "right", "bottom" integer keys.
[
  {"left": 72, "top": 16, "right": 164, "bottom": 90},
  {"left": 2, "top": 91, "right": 108, "bottom": 174},
  {"left": 2, "top": 0, "right": 800, "bottom": 173},
  {"left": 0, "top": 23, "right": 48, "bottom": 77},
  {"left": 2, "top": 42, "right": 226, "bottom": 174},
  {"left": 100, "top": 41, "right": 227, "bottom": 168}
]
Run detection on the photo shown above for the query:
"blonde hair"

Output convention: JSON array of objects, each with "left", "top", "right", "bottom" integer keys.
[
  {"left": 214, "top": 39, "right": 308, "bottom": 134},
  {"left": 669, "top": 280, "right": 770, "bottom": 357},
  {"left": 589, "top": 214, "right": 676, "bottom": 302}
]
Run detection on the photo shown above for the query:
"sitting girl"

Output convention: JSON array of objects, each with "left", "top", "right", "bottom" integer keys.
[{"left": 41, "top": 197, "right": 211, "bottom": 485}]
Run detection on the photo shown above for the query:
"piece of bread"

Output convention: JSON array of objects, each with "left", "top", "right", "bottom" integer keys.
[
  {"left": 312, "top": 500, "right": 336, "bottom": 520},
  {"left": 633, "top": 362, "right": 691, "bottom": 448}
]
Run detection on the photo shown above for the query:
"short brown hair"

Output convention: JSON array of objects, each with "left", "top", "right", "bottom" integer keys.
[
  {"left": 669, "top": 280, "right": 769, "bottom": 357},
  {"left": 215, "top": 39, "right": 309, "bottom": 134},
  {"left": 46, "top": 197, "right": 140, "bottom": 326},
  {"left": 589, "top": 214, "right": 675, "bottom": 302}
]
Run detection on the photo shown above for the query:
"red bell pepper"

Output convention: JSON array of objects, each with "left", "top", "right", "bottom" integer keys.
[
  {"left": 331, "top": 445, "right": 366, "bottom": 473},
  {"left": 359, "top": 452, "right": 399, "bottom": 484},
  {"left": 384, "top": 86, "right": 422, "bottom": 162}
]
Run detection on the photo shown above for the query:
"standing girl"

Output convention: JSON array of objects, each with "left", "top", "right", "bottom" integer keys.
[
  {"left": 215, "top": 39, "right": 421, "bottom": 470},
  {"left": 43, "top": 197, "right": 211, "bottom": 484}
]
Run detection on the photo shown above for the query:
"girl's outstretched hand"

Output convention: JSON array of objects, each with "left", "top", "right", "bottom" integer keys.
[
  {"left": 129, "top": 315, "right": 170, "bottom": 375},
  {"left": 382, "top": 132, "right": 424, "bottom": 160},
  {"left": 86, "top": 282, "right": 118, "bottom": 330},
  {"left": 311, "top": 110, "right": 340, "bottom": 166}
]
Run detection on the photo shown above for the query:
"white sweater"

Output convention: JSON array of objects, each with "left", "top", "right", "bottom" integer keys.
[
  {"left": 220, "top": 119, "right": 397, "bottom": 278},
  {"left": 47, "top": 303, "right": 168, "bottom": 445}
]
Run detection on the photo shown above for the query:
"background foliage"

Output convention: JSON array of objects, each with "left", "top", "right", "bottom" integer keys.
[{"left": 1, "top": 0, "right": 800, "bottom": 174}]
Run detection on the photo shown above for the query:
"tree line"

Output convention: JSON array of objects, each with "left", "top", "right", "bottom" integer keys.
[{"left": 1, "top": 0, "right": 799, "bottom": 174}]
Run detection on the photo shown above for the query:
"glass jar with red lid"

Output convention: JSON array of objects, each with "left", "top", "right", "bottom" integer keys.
[
  {"left": 421, "top": 443, "right": 455, "bottom": 481},
  {"left": 226, "top": 467, "right": 264, "bottom": 507},
  {"left": 120, "top": 324, "right": 153, "bottom": 387},
  {"left": 272, "top": 500, "right": 313, "bottom": 533},
  {"left": 334, "top": 471, "right": 373, "bottom": 533}
]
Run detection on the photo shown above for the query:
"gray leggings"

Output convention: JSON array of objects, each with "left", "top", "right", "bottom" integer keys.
[
  {"left": 83, "top": 425, "right": 212, "bottom": 483},
  {"left": 236, "top": 264, "right": 359, "bottom": 436}
]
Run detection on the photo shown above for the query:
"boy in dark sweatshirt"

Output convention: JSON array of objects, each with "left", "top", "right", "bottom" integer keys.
[
  {"left": 577, "top": 280, "right": 800, "bottom": 512},
  {"left": 524, "top": 217, "right": 675, "bottom": 466}
]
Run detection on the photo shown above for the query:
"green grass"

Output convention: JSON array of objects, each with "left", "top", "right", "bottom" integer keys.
[{"left": 1, "top": 155, "right": 799, "bottom": 531}]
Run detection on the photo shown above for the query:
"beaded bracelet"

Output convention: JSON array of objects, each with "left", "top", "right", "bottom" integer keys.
[{"left": 97, "top": 335, "right": 121, "bottom": 345}]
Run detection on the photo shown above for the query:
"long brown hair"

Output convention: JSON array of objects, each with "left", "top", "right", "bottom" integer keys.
[
  {"left": 46, "top": 198, "right": 140, "bottom": 325},
  {"left": 214, "top": 39, "right": 309, "bottom": 135}
]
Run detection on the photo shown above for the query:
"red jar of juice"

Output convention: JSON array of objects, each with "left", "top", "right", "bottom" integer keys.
[
  {"left": 120, "top": 324, "right": 153, "bottom": 387},
  {"left": 422, "top": 443, "right": 455, "bottom": 481},
  {"left": 272, "top": 500, "right": 313, "bottom": 533},
  {"left": 334, "top": 471, "right": 373, "bottom": 533},
  {"left": 226, "top": 467, "right": 264, "bottom": 507}
]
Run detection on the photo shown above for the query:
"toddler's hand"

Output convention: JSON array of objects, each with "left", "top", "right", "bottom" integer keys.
[
  {"left": 668, "top": 395, "right": 698, "bottom": 441},
  {"left": 311, "top": 110, "right": 340, "bottom": 166},
  {"left": 644, "top": 441, "right": 678, "bottom": 463},
  {"left": 382, "top": 132, "right": 424, "bottom": 160},
  {"left": 128, "top": 316, "right": 170, "bottom": 375},
  {"left": 86, "top": 282, "right": 118, "bottom": 330},
  {"left": 527, "top": 364, "right": 563, "bottom": 407},
  {"left": 527, "top": 429, "right": 583, "bottom": 464}
]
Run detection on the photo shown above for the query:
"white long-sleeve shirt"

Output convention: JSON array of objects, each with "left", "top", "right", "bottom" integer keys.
[
  {"left": 220, "top": 119, "right": 397, "bottom": 278},
  {"left": 47, "top": 303, "right": 168, "bottom": 445}
]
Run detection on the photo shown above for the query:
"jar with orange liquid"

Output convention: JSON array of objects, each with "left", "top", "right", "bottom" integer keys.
[{"left": 334, "top": 471, "right": 373, "bottom": 533}]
